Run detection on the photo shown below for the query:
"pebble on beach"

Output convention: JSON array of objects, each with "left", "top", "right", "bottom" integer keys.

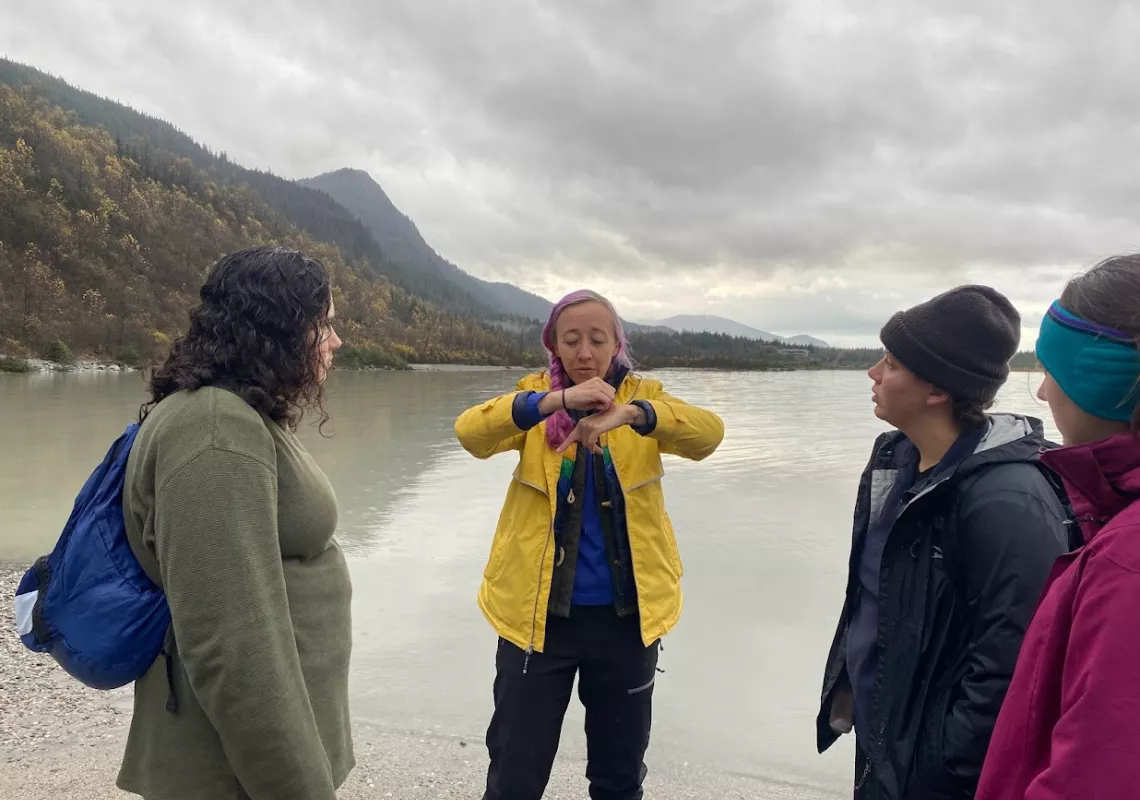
[
  {"left": 0, "top": 568, "right": 841, "bottom": 799},
  {"left": 0, "top": 569, "right": 132, "bottom": 761}
]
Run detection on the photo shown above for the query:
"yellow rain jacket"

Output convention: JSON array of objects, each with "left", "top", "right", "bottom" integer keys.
[{"left": 455, "top": 371, "right": 725, "bottom": 653}]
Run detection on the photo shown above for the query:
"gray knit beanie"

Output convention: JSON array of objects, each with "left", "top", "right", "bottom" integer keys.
[{"left": 879, "top": 285, "right": 1021, "bottom": 403}]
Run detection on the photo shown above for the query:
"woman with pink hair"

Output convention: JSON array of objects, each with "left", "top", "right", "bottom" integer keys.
[{"left": 456, "top": 289, "right": 724, "bottom": 800}]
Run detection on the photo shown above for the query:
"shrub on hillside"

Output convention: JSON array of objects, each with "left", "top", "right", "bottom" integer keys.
[
  {"left": 336, "top": 346, "right": 408, "bottom": 370},
  {"left": 44, "top": 340, "right": 73, "bottom": 364},
  {"left": 0, "top": 356, "right": 32, "bottom": 373}
]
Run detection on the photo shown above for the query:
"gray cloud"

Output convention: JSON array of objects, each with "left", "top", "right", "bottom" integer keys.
[{"left": 3, "top": 0, "right": 1139, "bottom": 342}]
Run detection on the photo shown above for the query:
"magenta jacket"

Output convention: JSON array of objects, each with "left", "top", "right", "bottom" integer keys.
[{"left": 977, "top": 433, "right": 1140, "bottom": 800}]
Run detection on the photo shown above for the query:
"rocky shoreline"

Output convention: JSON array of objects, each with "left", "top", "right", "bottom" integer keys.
[
  {"left": 0, "top": 356, "right": 138, "bottom": 374},
  {"left": 0, "top": 570, "right": 132, "bottom": 759},
  {"left": 0, "top": 568, "right": 839, "bottom": 799}
]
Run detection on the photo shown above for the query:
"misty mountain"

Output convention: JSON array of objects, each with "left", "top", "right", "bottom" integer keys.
[
  {"left": 641, "top": 315, "right": 830, "bottom": 348},
  {"left": 301, "top": 169, "right": 553, "bottom": 321}
]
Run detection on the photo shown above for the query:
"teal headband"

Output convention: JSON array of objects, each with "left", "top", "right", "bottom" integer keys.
[{"left": 1036, "top": 300, "right": 1140, "bottom": 423}]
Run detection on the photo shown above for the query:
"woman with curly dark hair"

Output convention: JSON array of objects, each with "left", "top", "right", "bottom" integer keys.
[{"left": 115, "top": 245, "right": 351, "bottom": 800}]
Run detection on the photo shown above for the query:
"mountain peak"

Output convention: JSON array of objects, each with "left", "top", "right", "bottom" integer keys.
[
  {"left": 640, "top": 314, "right": 829, "bottom": 347},
  {"left": 305, "top": 168, "right": 397, "bottom": 209},
  {"left": 301, "top": 168, "right": 554, "bottom": 321}
]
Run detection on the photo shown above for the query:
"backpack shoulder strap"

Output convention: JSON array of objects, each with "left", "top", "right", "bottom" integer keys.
[{"left": 1032, "top": 461, "right": 1082, "bottom": 550}]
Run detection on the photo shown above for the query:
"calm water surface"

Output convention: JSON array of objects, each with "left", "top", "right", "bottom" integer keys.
[{"left": 0, "top": 368, "right": 1055, "bottom": 794}]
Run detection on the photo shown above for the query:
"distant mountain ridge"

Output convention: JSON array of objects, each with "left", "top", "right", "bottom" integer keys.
[
  {"left": 0, "top": 56, "right": 852, "bottom": 372},
  {"left": 301, "top": 169, "right": 553, "bottom": 320},
  {"left": 641, "top": 315, "right": 830, "bottom": 348}
]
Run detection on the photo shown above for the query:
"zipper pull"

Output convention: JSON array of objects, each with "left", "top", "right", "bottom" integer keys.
[{"left": 523, "top": 646, "right": 533, "bottom": 675}]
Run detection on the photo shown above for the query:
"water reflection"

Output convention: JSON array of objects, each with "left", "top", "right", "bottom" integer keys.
[
  {"left": 302, "top": 369, "right": 530, "bottom": 553},
  {"left": 0, "top": 367, "right": 1053, "bottom": 794}
]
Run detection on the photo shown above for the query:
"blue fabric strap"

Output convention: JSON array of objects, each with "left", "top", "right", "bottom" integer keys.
[{"left": 1036, "top": 300, "right": 1140, "bottom": 423}]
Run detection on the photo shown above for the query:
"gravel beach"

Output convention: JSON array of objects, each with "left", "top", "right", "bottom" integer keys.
[{"left": 0, "top": 569, "right": 841, "bottom": 799}]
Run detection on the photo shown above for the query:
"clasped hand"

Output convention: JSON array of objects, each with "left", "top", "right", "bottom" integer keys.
[{"left": 554, "top": 377, "right": 645, "bottom": 455}]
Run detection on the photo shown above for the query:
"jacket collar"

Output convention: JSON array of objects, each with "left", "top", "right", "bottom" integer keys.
[
  {"left": 1041, "top": 433, "right": 1140, "bottom": 541},
  {"left": 861, "top": 414, "right": 1049, "bottom": 525},
  {"left": 873, "top": 414, "right": 1046, "bottom": 482}
]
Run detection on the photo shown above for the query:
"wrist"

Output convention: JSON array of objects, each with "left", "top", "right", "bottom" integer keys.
[{"left": 537, "top": 390, "right": 565, "bottom": 416}]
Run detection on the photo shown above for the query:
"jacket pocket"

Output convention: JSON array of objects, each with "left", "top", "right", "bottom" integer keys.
[
  {"left": 483, "top": 523, "right": 511, "bottom": 581},
  {"left": 631, "top": 478, "right": 681, "bottom": 578},
  {"left": 912, "top": 687, "right": 959, "bottom": 798}
]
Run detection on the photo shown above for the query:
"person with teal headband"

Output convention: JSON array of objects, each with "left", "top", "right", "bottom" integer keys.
[
  {"left": 979, "top": 254, "right": 1140, "bottom": 800},
  {"left": 1035, "top": 299, "right": 1140, "bottom": 425}
]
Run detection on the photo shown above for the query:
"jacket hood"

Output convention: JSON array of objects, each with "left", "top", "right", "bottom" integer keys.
[
  {"left": 874, "top": 413, "right": 1048, "bottom": 482},
  {"left": 1041, "top": 433, "right": 1140, "bottom": 541},
  {"left": 866, "top": 414, "right": 1053, "bottom": 515},
  {"left": 953, "top": 413, "right": 1050, "bottom": 479}
]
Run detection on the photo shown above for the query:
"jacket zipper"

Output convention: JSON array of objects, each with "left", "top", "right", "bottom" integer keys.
[
  {"left": 521, "top": 396, "right": 649, "bottom": 669},
  {"left": 522, "top": 442, "right": 646, "bottom": 670},
  {"left": 609, "top": 447, "right": 640, "bottom": 628},
  {"left": 867, "top": 473, "right": 956, "bottom": 779},
  {"left": 596, "top": 453, "right": 627, "bottom": 611}
]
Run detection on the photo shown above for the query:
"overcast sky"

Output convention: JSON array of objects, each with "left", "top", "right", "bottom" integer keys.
[{"left": 4, "top": 0, "right": 1140, "bottom": 346}]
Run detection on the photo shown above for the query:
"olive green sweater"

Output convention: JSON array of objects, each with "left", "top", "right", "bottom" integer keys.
[{"left": 118, "top": 387, "right": 354, "bottom": 800}]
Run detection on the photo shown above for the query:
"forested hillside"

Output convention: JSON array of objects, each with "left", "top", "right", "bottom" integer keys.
[
  {"left": 629, "top": 330, "right": 880, "bottom": 370},
  {"left": 0, "top": 58, "right": 505, "bottom": 318},
  {"left": 0, "top": 83, "right": 541, "bottom": 368},
  {"left": 0, "top": 60, "right": 882, "bottom": 374}
]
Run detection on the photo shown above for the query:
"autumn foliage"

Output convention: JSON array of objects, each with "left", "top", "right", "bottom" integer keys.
[
  {"left": 0, "top": 75, "right": 896, "bottom": 373},
  {"left": 0, "top": 84, "right": 545, "bottom": 368}
]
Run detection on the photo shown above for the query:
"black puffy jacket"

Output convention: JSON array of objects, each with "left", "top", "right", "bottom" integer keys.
[{"left": 817, "top": 414, "right": 1072, "bottom": 799}]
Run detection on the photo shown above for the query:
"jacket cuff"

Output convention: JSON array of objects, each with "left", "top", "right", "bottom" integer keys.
[
  {"left": 512, "top": 390, "right": 549, "bottom": 431},
  {"left": 630, "top": 400, "right": 657, "bottom": 436}
]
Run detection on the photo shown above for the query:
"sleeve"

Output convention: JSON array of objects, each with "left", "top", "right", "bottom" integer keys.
[
  {"left": 155, "top": 447, "right": 338, "bottom": 800},
  {"left": 639, "top": 389, "right": 724, "bottom": 461},
  {"left": 454, "top": 390, "right": 528, "bottom": 458},
  {"left": 1024, "top": 551, "right": 1140, "bottom": 799},
  {"left": 938, "top": 485, "right": 1069, "bottom": 792},
  {"left": 514, "top": 390, "right": 551, "bottom": 431},
  {"left": 630, "top": 399, "right": 657, "bottom": 436}
]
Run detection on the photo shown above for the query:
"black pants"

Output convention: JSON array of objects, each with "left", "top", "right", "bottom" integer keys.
[{"left": 483, "top": 606, "right": 660, "bottom": 800}]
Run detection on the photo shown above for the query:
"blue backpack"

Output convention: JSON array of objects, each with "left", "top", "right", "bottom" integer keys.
[{"left": 13, "top": 422, "right": 172, "bottom": 692}]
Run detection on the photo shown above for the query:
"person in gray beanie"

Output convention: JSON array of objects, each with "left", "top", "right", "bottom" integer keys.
[{"left": 815, "top": 285, "right": 1072, "bottom": 800}]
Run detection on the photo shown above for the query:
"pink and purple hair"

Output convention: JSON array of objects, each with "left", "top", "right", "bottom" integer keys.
[{"left": 541, "top": 289, "right": 633, "bottom": 449}]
